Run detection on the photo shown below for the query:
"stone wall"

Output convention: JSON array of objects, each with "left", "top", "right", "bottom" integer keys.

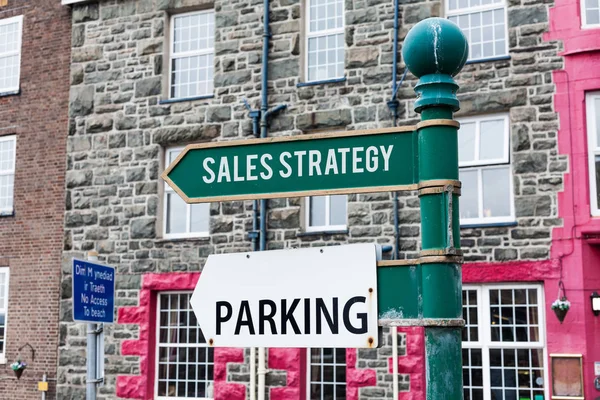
[{"left": 58, "top": 0, "right": 564, "bottom": 398}]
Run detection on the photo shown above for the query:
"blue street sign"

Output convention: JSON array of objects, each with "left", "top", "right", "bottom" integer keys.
[{"left": 72, "top": 258, "right": 115, "bottom": 324}]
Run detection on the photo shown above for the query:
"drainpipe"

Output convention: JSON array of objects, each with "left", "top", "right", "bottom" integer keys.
[
  {"left": 388, "top": 0, "right": 410, "bottom": 260},
  {"left": 258, "top": 0, "right": 270, "bottom": 398},
  {"left": 242, "top": 100, "right": 260, "bottom": 399}
]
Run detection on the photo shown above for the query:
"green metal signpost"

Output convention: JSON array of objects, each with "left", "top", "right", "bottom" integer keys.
[{"left": 163, "top": 17, "right": 469, "bottom": 400}]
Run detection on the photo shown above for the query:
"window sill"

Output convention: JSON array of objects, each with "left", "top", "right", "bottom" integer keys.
[
  {"left": 156, "top": 236, "right": 211, "bottom": 244},
  {"left": 296, "top": 77, "right": 346, "bottom": 87},
  {"left": 158, "top": 95, "right": 214, "bottom": 105},
  {"left": 0, "top": 210, "right": 14, "bottom": 217},
  {"left": 460, "top": 221, "right": 517, "bottom": 229},
  {"left": 465, "top": 55, "right": 511, "bottom": 65},
  {"left": 297, "top": 229, "right": 349, "bottom": 237},
  {"left": 0, "top": 89, "right": 19, "bottom": 98},
  {"left": 581, "top": 24, "right": 600, "bottom": 30}
]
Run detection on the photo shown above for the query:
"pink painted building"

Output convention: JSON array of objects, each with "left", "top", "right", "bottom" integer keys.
[{"left": 543, "top": 0, "right": 600, "bottom": 396}]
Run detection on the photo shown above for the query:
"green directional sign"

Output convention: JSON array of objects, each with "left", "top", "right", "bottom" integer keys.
[{"left": 162, "top": 126, "right": 419, "bottom": 203}]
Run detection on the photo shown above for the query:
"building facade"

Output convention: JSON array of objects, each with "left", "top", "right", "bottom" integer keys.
[
  {"left": 55, "top": 0, "right": 597, "bottom": 399},
  {"left": 0, "top": 0, "right": 72, "bottom": 399}
]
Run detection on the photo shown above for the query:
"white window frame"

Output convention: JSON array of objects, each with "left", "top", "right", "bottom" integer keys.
[
  {"left": 163, "top": 147, "right": 210, "bottom": 239},
  {"left": 586, "top": 91, "right": 600, "bottom": 216},
  {"left": 462, "top": 284, "right": 548, "bottom": 400},
  {"left": 304, "top": 0, "right": 345, "bottom": 83},
  {"left": 458, "top": 114, "right": 515, "bottom": 225},
  {"left": 169, "top": 10, "right": 214, "bottom": 100},
  {"left": 306, "top": 348, "right": 346, "bottom": 400},
  {"left": 0, "top": 267, "right": 9, "bottom": 364},
  {"left": 0, "top": 135, "right": 16, "bottom": 215},
  {"left": 0, "top": 15, "right": 23, "bottom": 94},
  {"left": 446, "top": 0, "right": 509, "bottom": 62},
  {"left": 305, "top": 195, "right": 347, "bottom": 233},
  {"left": 154, "top": 291, "right": 214, "bottom": 400},
  {"left": 582, "top": 0, "right": 600, "bottom": 28}
]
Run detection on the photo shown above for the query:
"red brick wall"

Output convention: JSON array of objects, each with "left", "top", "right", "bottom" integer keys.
[{"left": 0, "top": 1, "right": 71, "bottom": 398}]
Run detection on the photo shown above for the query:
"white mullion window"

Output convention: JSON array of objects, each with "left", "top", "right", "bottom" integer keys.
[
  {"left": 155, "top": 292, "right": 214, "bottom": 400},
  {"left": 163, "top": 148, "right": 210, "bottom": 239},
  {"left": 305, "top": 0, "right": 345, "bottom": 82},
  {"left": 0, "top": 16, "right": 23, "bottom": 94},
  {"left": 0, "top": 267, "right": 9, "bottom": 364},
  {"left": 0, "top": 135, "right": 16, "bottom": 215},
  {"left": 169, "top": 10, "right": 215, "bottom": 99},
  {"left": 307, "top": 348, "right": 346, "bottom": 400},
  {"left": 582, "top": 0, "right": 600, "bottom": 27},
  {"left": 306, "top": 195, "right": 347, "bottom": 232},
  {"left": 447, "top": 0, "right": 508, "bottom": 61},
  {"left": 462, "top": 284, "right": 547, "bottom": 400},
  {"left": 586, "top": 92, "right": 600, "bottom": 216},
  {"left": 458, "top": 114, "right": 515, "bottom": 225}
]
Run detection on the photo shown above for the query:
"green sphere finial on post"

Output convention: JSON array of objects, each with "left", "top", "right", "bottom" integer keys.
[{"left": 402, "top": 18, "right": 468, "bottom": 113}]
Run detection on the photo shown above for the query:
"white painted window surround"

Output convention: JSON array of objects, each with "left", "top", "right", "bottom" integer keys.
[
  {"left": 447, "top": 0, "right": 509, "bottom": 62},
  {"left": 0, "top": 15, "right": 22, "bottom": 94},
  {"left": 305, "top": 0, "right": 345, "bottom": 82},
  {"left": 587, "top": 92, "right": 600, "bottom": 216},
  {"left": 0, "top": 135, "right": 16, "bottom": 215},
  {"left": 582, "top": 0, "right": 600, "bottom": 27},
  {"left": 163, "top": 147, "right": 210, "bottom": 239},
  {"left": 462, "top": 284, "right": 547, "bottom": 400},
  {"left": 169, "top": 10, "right": 215, "bottom": 99},
  {"left": 0, "top": 267, "right": 8, "bottom": 364},
  {"left": 458, "top": 114, "right": 515, "bottom": 226},
  {"left": 306, "top": 195, "right": 347, "bottom": 232}
]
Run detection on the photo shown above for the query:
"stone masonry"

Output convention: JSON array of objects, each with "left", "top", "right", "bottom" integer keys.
[{"left": 58, "top": 0, "right": 564, "bottom": 398}]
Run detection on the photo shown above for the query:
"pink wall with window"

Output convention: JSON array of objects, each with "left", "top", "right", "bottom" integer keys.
[{"left": 115, "top": 273, "right": 426, "bottom": 400}]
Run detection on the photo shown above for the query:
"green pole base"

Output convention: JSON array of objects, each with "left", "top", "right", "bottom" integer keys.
[{"left": 425, "top": 327, "right": 463, "bottom": 400}]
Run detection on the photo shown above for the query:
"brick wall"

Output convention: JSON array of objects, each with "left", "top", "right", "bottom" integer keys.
[
  {"left": 58, "top": 0, "right": 565, "bottom": 398},
  {"left": 0, "top": 1, "right": 72, "bottom": 399}
]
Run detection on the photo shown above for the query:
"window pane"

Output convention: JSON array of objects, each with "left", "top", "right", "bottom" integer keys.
[
  {"left": 190, "top": 203, "right": 209, "bottom": 233},
  {"left": 482, "top": 167, "right": 511, "bottom": 218},
  {"left": 479, "top": 119, "right": 506, "bottom": 161},
  {"left": 463, "top": 348, "right": 484, "bottom": 400},
  {"left": 0, "top": 174, "right": 14, "bottom": 212},
  {"left": 309, "top": 348, "right": 346, "bottom": 400},
  {"left": 157, "top": 293, "right": 213, "bottom": 399},
  {"left": 460, "top": 170, "right": 479, "bottom": 220},
  {"left": 490, "top": 348, "right": 545, "bottom": 399},
  {"left": 462, "top": 289, "right": 479, "bottom": 342},
  {"left": 329, "top": 195, "right": 347, "bottom": 226},
  {"left": 167, "top": 192, "right": 187, "bottom": 234},
  {"left": 587, "top": 8, "right": 600, "bottom": 25},
  {"left": 452, "top": 9, "right": 507, "bottom": 60},
  {"left": 459, "top": 122, "right": 476, "bottom": 163},
  {"left": 307, "top": 33, "right": 344, "bottom": 81},
  {"left": 310, "top": 196, "right": 327, "bottom": 227}
]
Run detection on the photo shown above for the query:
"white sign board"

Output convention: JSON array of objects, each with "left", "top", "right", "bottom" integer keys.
[
  {"left": 595, "top": 361, "right": 600, "bottom": 376},
  {"left": 190, "top": 244, "right": 378, "bottom": 348}
]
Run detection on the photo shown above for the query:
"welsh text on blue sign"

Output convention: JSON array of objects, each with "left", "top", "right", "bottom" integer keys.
[{"left": 72, "top": 259, "right": 115, "bottom": 324}]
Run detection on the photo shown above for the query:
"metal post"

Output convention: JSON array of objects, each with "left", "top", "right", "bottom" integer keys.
[
  {"left": 86, "top": 251, "right": 99, "bottom": 400},
  {"left": 42, "top": 373, "right": 47, "bottom": 400},
  {"left": 402, "top": 18, "right": 468, "bottom": 399}
]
